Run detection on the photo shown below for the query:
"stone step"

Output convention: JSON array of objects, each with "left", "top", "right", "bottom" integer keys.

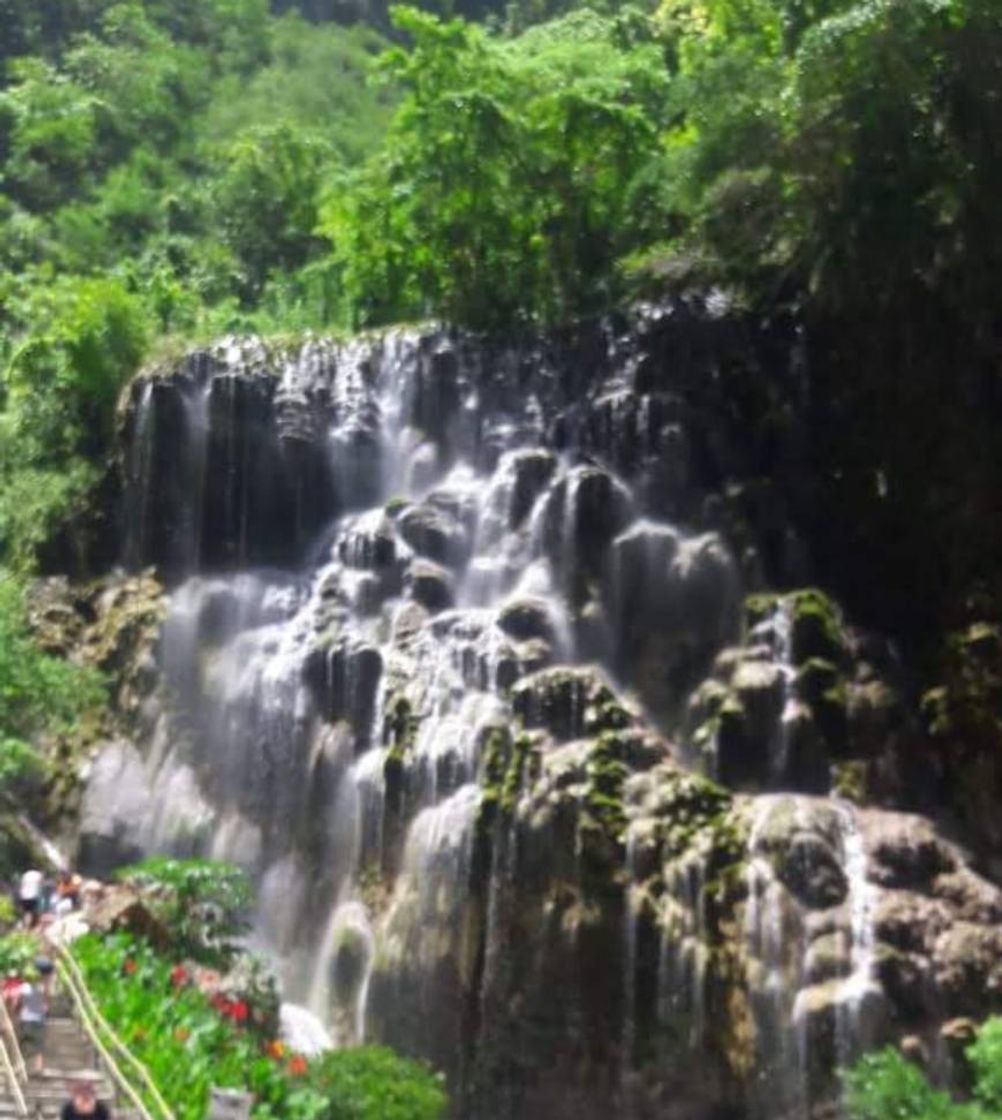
[
  {"left": 24, "top": 1089, "right": 115, "bottom": 1104},
  {"left": 36, "top": 1070, "right": 103, "bottom": 1083},
  {"left": 0, "top": 1110, "right": 133, "bottom": 1120}
]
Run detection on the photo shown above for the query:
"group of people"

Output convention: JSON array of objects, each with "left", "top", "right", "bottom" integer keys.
[
  {"left": 5, "top": 867, "right": 110, "bottom": 1119},
  {"left": 16, "top": 867, "right": 84, "bottom": 926}
]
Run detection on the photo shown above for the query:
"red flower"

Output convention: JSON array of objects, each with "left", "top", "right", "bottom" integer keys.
[
  {"left": 287, "top": 1055, "right": 308, "bottom": 1076},
  {"left": 122, "top": 959, "right": 137, "bottom": 976},
  {"left": 211, "top": 994, "right": 230, "bottom": 1014},
  {"left": 170, "top": 965, "right": 189, "bottom": 988},
  {"left": 230, "top": 1000, "right": 249, "bottom": 1023}
]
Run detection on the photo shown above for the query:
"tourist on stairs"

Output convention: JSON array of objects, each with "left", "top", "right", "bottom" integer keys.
[
  {"left": 54, "top": 870, "right": 83, "bottom": 915},
  {"left": 62, "top": 1081, "right": 110, "bottom": 1120},
  {"left": 14, "top": 965, "right": 47, "bottom": 1075},
  {"left": 18, "top": 868, "right": 43, "bottom": 925}
]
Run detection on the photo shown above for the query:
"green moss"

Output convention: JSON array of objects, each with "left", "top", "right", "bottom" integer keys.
[
  {"left": 795, "top": 658, "right": 841, "bottom": 704},
  {"left": 384, "top": 496, "right": 410, "bottom": 518},
  {"left": 584, "top": 732, "right": 629, "bottom": 839},
  {"left": 958, "top": 621, "right": 1001, "bottom": 663},
  {"left": 832, "top": 759, "right": 868, "bottom": 803},
  {"left": 744, "top": 592, "right": 780, "bottom": 631},
  {"left": 656, "top": 768, "right": 733, "bottom": 861},
  {"left": 795, "top": 657, "right": 848, "bottom": 753},
  {"left": 789, "top": 588, "right": 846, "bottom": 665},
  {"left": 501, "top": 732, "right": 533, "bottom": 814},
  {"left": 593, "top": 699, "right": 632, "bottom": 733}
]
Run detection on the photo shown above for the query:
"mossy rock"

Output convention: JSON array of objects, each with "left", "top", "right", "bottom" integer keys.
[
  {"left": 957, "top": 621, "right": 1001, "bottom": 665},
  {"left": 383, "top": 693, "right": 420, "bottom": 752},
  {"left": 652, "top": 769, "right": 733, "bottom": 861},
  {"left": 789, "top": 589, "right": 845, "bottom": 665},
  {"left": 384, "top": 496, "right": 410, "bottom": 518},
  {"left": 832, "top": 760, "right": 869, "bottom": 804},
  {"left": 794, "top": 657, "right": 847, "bottom": 754},
  {"left": 794, "top": 658, "right": 841, "bottom": 705},
  {"left": 689, "top": 679, "right": 730, "bottom": 730},
  {"left": 744, "top": 592, "right": 780, "bottom": 631}
]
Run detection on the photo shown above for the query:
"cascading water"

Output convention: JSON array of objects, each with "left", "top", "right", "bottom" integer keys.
[{"left": 99, "top": 308, "right": 910, "bottom": 1119}]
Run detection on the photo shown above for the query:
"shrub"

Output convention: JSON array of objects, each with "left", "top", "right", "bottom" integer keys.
[{"left": 115, "top": 858, "right": 252, "bottom": 966}]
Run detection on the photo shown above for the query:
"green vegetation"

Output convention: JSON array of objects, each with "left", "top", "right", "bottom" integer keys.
[
  {"left": 0, "top": 930, "right": 47, "bottom": 976},
  {"left": 69, "top": 930, "right": 447, "bottom": 1120},
  {"left": 115, "top": 857, "right": 253, "bottom": 965},
  {"left": 0, "top": 2, "right": 394, "bottom": 575},
  {"left": 327, "top": 6, "right": 669, "bottom": 328},
  {"left": 0, "top": 571, "right": 103, "bottom": 781},
  {"left": 847, "top": 1019, "right": 1002, "bottom": 1120}
]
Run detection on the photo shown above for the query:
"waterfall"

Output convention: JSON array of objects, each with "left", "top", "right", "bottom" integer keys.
[
  {"left": 745, "top": 796, "right": 811, "bottom": 1119},
  {"left": 833, "top": 802, "right": 878, "bottom": 1111},
  {"left": 99, "top": 311, "right": 901, "bottom": 1118}
]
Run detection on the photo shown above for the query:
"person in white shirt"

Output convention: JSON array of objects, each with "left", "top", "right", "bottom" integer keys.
[{"left": 18, "top": 869, "right": 43, "bottom": 925}]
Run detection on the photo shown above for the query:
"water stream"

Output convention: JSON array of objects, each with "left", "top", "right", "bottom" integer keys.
[{"left": 100, "top": 313, "right": 890, "bottom": 1117}]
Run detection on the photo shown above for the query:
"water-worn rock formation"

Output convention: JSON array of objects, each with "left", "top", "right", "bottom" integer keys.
[{"left": 61, "top": 302, "right": 1002, "bottom": 1118}]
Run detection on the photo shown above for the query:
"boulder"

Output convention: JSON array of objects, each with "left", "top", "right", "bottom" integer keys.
[
  {"left": 804, "top": 931, "right": 851, "bottom": 984},
  {"left": 537, "top": 466, "right": 633, "bottom": 590},
  {"left": 408, "top": 560, "right": 455, "bottom": 613},
  {"left": 87, "top": 885, "right": 168, "bottom": 949},
  {"left": 398, "top": 503, "right": 469, "bottom": 568},
  {"left": 505, "top": 450, "right": 558, "bottom": 528},
  {"left": 789, "top": 589, "right": 846, "bottom": 666},
  {"left": 338, "top": 515, "right": 397, "bottom": 571},
  {"left": 752, "top": 798, "right": 848, "bottom": 909},
  {"left": 512, "top": 667, "right": 632, "bottom": 743},
  {"left": 496, "top": 599, "right": 555, "bottom": 643},
  {"left": 303, "top": 641, "right": 383, "bottom": 735}
]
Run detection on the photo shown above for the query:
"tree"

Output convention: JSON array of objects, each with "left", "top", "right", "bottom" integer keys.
[
  {"left": 0, "top": 572, "right": 103, "bottom": 780},
  {"left": 325, "top": 6, "right": 671, "bottom": 328},
  {"left": 0, "top": 58, "right": 99, "bottom": 211},
  {"left": 212, "top": 124, "right": 334, "bottom": 302}
]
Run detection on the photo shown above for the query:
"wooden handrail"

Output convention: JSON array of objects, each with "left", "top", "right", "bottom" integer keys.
[
  {"left": 0, "top": 986, "right": 28, "bottom": 1086},
  {"left": 0, "top": 1035, "right": 27, "bottom": 1118},
  {"left": 0, "top": 1000, "right": 28, "bottom": 1119},
  {"left": 54, "top": 946, "right": 174, "bottom": 1120}
]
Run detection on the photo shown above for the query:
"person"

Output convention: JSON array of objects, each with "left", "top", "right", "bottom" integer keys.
[
  {"left": 1, "top": 971, "right": 21, "bottom": 1018},
  {"left": 61, "top": 1081, "right": 110, "bottom": 1120},
  {"left": 15, "top": 967, "right": 47, "bottom": 1075},
  {"left": 17, "top": 869, "right": 43, "bottom": 924},
  {"left": 54, "top": 870, "right": 82, "bottom": 915}
]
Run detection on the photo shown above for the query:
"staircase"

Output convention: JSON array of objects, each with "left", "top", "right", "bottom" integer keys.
[{"left": 0, "top": 996, "right": 123, "bottom": 1120}]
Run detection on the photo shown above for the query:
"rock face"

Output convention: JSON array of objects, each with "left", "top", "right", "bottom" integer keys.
[{"left": 58, "top": 305, "right": 1002, "bottom": 1120}]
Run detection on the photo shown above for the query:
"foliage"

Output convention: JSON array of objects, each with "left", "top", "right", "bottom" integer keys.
[
  {"left": 845, "top": 1049, "right": 966, "bottom": 1120},
  {"left": 73, "top": 931, "right": 447, "bottom": 1120},
  {"left": 0, "top": 1, "right": 393, "bottom": 573},
  {"left": 0, "top": 932, "right": 47, "bottom": 977},
  {"left": 845, "top": 1020, "right": 1002, "bottom": 1120},
  {"left": 304, "top": 1047, "right": 447, "bottom": 1120},
  {"left": 115, "top": 857, "right": 252, "bottom": 965},
  {"left": 967, "top": 1011, "right": 1002, "bottom": 1115},
  {"left": 327, "top": 6, "right": 670, "bottom": 328},
  {"left": 0, "top": 571, "right": 103, "bottom": 776}
]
